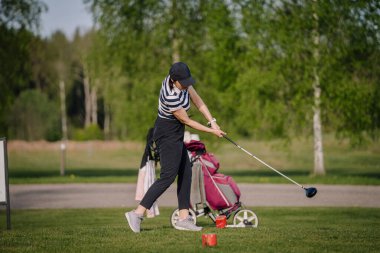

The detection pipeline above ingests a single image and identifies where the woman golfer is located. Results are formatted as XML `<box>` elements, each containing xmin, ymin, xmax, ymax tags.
<box><xmin>125</xmin><ymin>62</ymin><xmax>225</xmax><ymax>232</ymax></box>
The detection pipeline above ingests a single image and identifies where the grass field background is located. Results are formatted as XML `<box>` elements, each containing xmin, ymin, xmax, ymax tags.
<box><xmin>7</xmin><ymin>135</ymin><xmax>380</xmax><ymax>185</ymax></box>
<box><xmin>1</xmin><ymin>207</ymin><xmax>379</xmax><ymax>253</ymax></box>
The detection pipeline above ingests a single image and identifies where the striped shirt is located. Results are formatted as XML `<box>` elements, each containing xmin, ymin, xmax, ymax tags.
<box><xmin>158</xmin><ymin>75</ymin><xmax>190</xmax><ymax>120</ymax></box>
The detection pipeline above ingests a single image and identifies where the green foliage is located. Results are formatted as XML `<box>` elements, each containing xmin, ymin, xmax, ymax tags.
<box><xmin>0</xmin><ymin>25</ymin><xmax>33</xmax><ymax>136</ymax></box>
<box><xmin>0</xmin><ymin>0</ymin><xmax>47</xmax><ymax>30</ymax></box>
<box><xmin>7</xmin><ymin>89</ymin><xmax>60</xmax><ymax>140</ymax></box>
<box><xmin>312</xmin><ymin>0</ymin><xmax>380</xmax><ymax>144</ymax></box>
<box><xmin>0</xmin><ymin>0</ymin><xmax>47</xmax><ymax>137</ymax></box>
<box><xmin>72</xmin><ymin>124</ymin><xmax>104</xmax><ymax>141</ymax></box>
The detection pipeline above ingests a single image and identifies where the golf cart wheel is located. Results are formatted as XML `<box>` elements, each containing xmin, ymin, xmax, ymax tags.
<box><xmin>233</xmin><ymin>209</ymin><xmax>258</xmax><ymax>228</ymax></box>
<box><xmin>170</xmin><ymin>208</ymin><xmax>197</xmax><ymax>228</ymax></box>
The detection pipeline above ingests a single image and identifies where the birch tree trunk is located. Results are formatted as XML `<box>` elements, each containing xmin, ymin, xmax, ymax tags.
<box><xmin>172</xmin><ymin>37</ymin><xmax>180</xmax><ymax>63</ymax></box>
<box><xmin>59</xmin><ymin>80</ymin><xmax>68</xmax><ymax>140</ymax></box>
<box><xmin>83</xmin><ymin>76</ymin><xmax>91</xmax><ymax>127</ymax></box>
<box><xmin>171</xmin><ymin>0</ymin><xmax>180</xmax><ymax>63</ymax></box>
<box><xmin>90</xmin><ymin>85</ymin><xmax>97</xmax><ymax>125</ymax></box>
<box><xmin>59</xmin><ymin>80</ymin><xmax>67</xmax><ymax>176</ymax></box>
<box><xmin>312</xmin><ymin>0</ymin><xmax>325</xmax><ymax>175</ymax></box>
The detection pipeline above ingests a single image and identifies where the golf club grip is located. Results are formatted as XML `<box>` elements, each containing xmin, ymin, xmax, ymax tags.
<box><xmin>223</xmin><ymin>135</ymin><xmax>239</xmax><ymax>147</ymax></box>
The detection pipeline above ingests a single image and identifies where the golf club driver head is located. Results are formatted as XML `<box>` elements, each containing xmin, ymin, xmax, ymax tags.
<box><xmin>305</xmin><ymin>187</ymin><xmax>317</xmax><ymax>198</ymax></box>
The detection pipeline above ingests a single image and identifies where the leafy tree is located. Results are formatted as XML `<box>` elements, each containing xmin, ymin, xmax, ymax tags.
<box><xmin>0</xmin><ymin>0</ymin><xmax>46</xmax><ymax>30</ymax></box>
<box><xmin>232</xmin><ymin>0</ymin><xmax>380</xmax><ymax>175</ymax></box>
<box><xmin>0</xmin><ymin>26</ymin><xmax>33</xmax><ymax>136</ymax></box>
<box><xmin>0</xmin><ymin>0</ymin><xmax>46</xmax><ymax>136</ymax></box>
<box><xmin>7</xmin><ymin>89</ymin><xmax>59</xmax><ymax>140</ymax></box>
<box><xmin>318</xmin><ymin>0</ymin><xmax>380</xmax><ymax>144</ymax></box>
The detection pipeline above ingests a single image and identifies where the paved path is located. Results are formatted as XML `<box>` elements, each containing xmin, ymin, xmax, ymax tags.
<box><xmin>9</xmin><ymin>183</ymin><xmax>380</xmax><ymax>209</ymax></box>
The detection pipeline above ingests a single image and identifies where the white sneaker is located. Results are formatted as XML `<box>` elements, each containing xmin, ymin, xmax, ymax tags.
<box><xmin>125</xmin><ymin>211</ymin><xmax>143</xmax><ymax>233</ymax></box>
<box><xmin>174</xmin><ymin>216</ymin><xmax>202</xmax><ymax>231</ymax></box>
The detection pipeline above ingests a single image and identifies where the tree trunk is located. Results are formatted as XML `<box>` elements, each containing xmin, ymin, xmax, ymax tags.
<box><xmin>59</xmin><ymin>80</ymin><xmax>67</xmax><ymax>176</ymax></box>
<box><xmin>59</xmin><ymin>80</ymin><xmax>68</xmax><ymax>140</ymax></box>
<box><xmin>83</xmin><ymin>76</ymin><xmax>91</xmax><ymax>127</ymax></box>
<box><xmin>313</xmin><ymin>71</ymin><xmax>325</xmax><ymax>175</ymax></box>
<box><xmin>172</xmin><ymin>37</ymin><xmax>180</xmax><ymax>63</ymax></box>
<box><xmin>312</xmin><ymin>0</ymin><xmax>325</xmax><ymax>175</ymax></box>
<box><xmin>90</xmin><ymin>85</ymin><xmax>97</xmax><ymax>125</ymax></box>
<box><xmin>171</xmin><ymin>0</ymin><xmax>180</xmax><ymax>63</ymax></box>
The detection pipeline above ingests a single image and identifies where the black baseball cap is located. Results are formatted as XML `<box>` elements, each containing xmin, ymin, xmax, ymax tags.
<box><xmin>169</xmin><ymin>62</ymin><xmax>195</xmax><ymax>87</ymax></box>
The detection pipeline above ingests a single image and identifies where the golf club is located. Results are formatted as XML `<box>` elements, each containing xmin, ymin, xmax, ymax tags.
<box><xmin>223</xmin><ymin>135</ymin><xmax>317</xmax><ymax>198</ymax></box>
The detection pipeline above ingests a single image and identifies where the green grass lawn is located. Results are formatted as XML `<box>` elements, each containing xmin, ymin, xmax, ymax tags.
<box><xmin>7</xmin><ymin>137</ymin><xmax>380</xmax><ymax>185</ymax></box>
<box><xmin>1</xmin><ymin>207</ymin><xmax>379</xmax><ymax>253</ymax></box>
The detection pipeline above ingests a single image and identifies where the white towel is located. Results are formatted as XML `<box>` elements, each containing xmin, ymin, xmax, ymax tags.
<box><xmin>135</xmin><ymin>158</ymin><xmax>160</xmax><ymax>217</ymax></box>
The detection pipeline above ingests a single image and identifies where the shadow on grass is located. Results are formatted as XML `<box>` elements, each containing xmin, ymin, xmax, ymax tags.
<box><xmin>9</xmin><ymin>168</ymin><xmax>317</xmax><ymax>179</ymax></box>
<box><xmin>225</xmin><ymin>170</ymin><xmax>310</xmax><ymax>178</ymax></box>
<box><xmin>224</xmin><ymin>168</ymin><xmax>380</xmax><ymax>179</ymax></box>
<box><xmin>9</xmin><ymin>168</ymin><xmax>138</xmax><ymax>178</ymax></box>
<box><xmin>327</xmin><ymin>168</ymin><xmax>380</xmax><ymax>179</ymax></box>
<box><xmin>9</xmin><ymin>167</ymin><xmax>380</xmax><ymax>182</ymax></box>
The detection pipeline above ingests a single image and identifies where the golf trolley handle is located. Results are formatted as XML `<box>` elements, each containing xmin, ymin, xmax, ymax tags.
<box><xmin>222</xmin><ymin>135</ymin><xmax>304</xmax><ymax>189</ymax></box>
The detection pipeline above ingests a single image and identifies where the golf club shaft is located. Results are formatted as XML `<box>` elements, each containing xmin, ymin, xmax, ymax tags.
<box><xmin>223</xmin><ymin>135</ymin><xmax>305</xmax><ymax>189</ymax></box>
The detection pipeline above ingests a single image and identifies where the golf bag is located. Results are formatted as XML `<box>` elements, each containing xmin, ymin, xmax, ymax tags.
<box><xmin>186</xmin><ymin>140</ymin><xmax>241</xmax><ymax>210</ymax></box>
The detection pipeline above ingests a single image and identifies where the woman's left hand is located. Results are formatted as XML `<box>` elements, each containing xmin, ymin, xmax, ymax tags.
<box><xmin>210</xmin><ymin>121</ymin><xmax>221</xmax><ymax>130</ymax></box>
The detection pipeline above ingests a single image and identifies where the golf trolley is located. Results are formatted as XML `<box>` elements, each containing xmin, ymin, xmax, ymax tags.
<box><xmin>170</xmin><ymin>140</ymin><xmax>258</xmax><ymax>228</ymax></box>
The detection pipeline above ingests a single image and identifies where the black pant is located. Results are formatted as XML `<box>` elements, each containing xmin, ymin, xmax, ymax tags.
<box><xmin>140</xmin><ymin>117</ymin><xmax>192</xmax><ymax>210</ymax></box>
